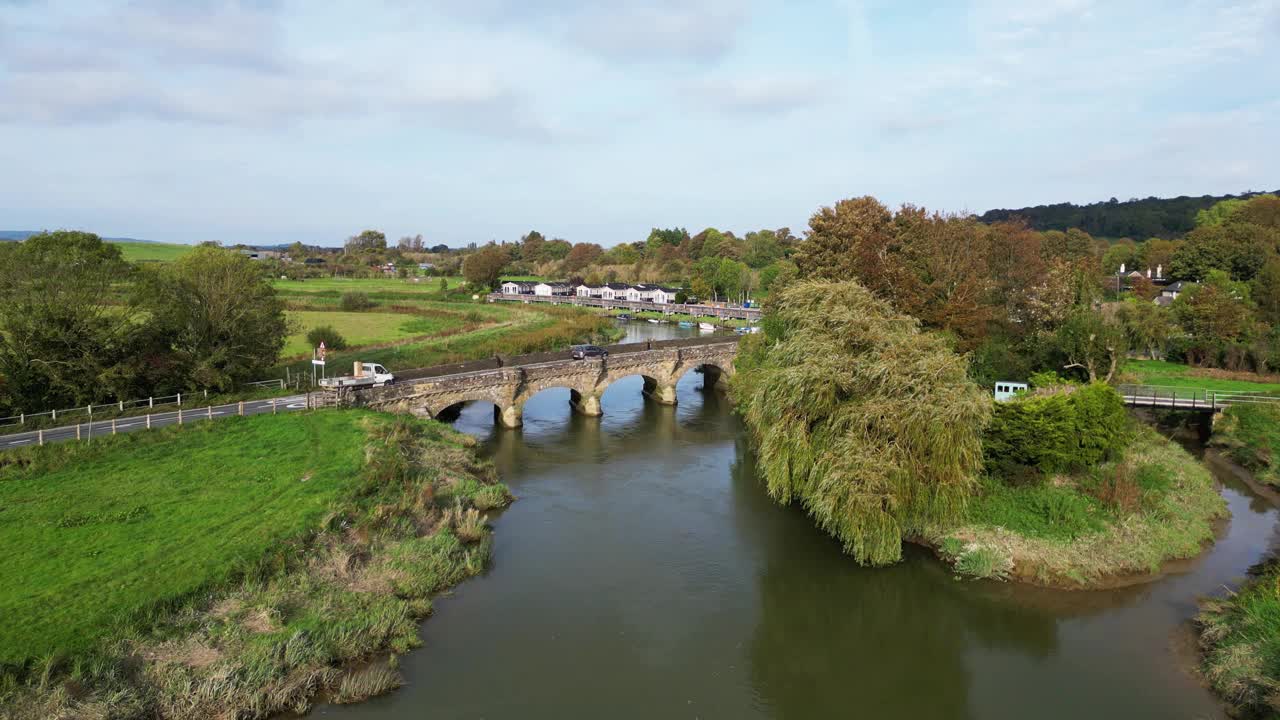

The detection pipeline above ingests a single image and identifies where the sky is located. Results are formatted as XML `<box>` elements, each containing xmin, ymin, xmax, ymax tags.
<box><xmin>1</xmin><ymin>0</ymin><xmax>1277</xmax><ymax>247</ymax></box>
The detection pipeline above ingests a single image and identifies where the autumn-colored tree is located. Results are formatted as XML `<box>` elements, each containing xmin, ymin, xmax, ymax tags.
<box><xmin>795</xmin><ymin>196</ymin><xmax>902</xmax><ymax>299</ymax></box>
<box><xmin>1139</xmin><ymin>238</ymin><xmax>1182</xmax><ymax>276</ymax></box>
<box><xmin>1232</xmin><ymin>194</ymin><xmax>1280</xmax><ymax>228</ymax></box>
<box><xmin>1040</xmin><ymin>228</ymin><xmax>1096</xmax><ymax>262</ymax></box>
<box><xmin>1115</xmin><ymin>299</ymin><xmax>1175</xmax><ymax>359</ymax></box>
<box><xmin>562</xmin><ymin>242</ymin><xmax>603</xmax><ymax>272</ymax></box>
<box><xmin>1056</xmin><ymin>310</ymin><xmax>1128</xmax><ymax>383</ymax></box>
<box><xmin>462</xmin><ymin>244</ymin><xmax>508</xmax><ymax>291</ymax></box>
<box><xmin>891</xmin><ymin>206</ymin><xmax>992</xmax><ymax>347</ymax></box>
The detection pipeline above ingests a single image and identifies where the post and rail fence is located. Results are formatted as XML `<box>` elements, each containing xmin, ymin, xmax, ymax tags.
<box><xmin>1118</xmin><ymin>384</ymin><xmax>1280</xmax><ymax>412</ymax></box>
<box><xmin>0</xmin><ymin>378</ymin><xmax>288</xmax><ymax>434</ymax></box>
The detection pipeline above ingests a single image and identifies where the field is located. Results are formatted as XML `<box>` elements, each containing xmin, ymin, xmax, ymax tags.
<box><xmin>0</xmin><ymin>411</ymin><xmax>512</xmax><ymax>718</ymax></box>
<box><xmin>0</xmin><ymin>411</ymin><xmax>371</xmax><ymax>664</ymax></box>
<box><xmin>283</xmin><ymin>310</ymin><xmax>462</xmax><ymax>357</ymax></box>
<box><xmin>1122</xmin><ymin>359</ymin><xmax>1280</xmax><ymax>394</ymax></box>
<box><xmin>271</xmin><ymin>276</ymin><xmax>620</xmax><ymax>370</ymax></box>
<box><xmin>110</xmin><ymin>240</ymin><xmax>195</xmax><ymax>263</ymax></box>
<box><xmin>272</xmin><ymin>277</ymin><xmax>467</xmax><ymax>297</ymax></box>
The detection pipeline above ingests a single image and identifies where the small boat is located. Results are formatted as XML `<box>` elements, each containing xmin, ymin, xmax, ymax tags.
<box><xmin>734</xmin><ymin>326</ymin><xmax>750</xmax><ymax>334</ymax></box>
<box><xmin>698</xmin><ymin>322</ymin><xmax>716</xmax><ymax>331</ymax></box>
<box><xmin>678</xmin><ymin>321</ymin><xmax>695</xmax><ymax>328</ymax></box>
<box><xmin>616</xmin><ymin>314</ymin><xmax>632</xmax><ymax>321</ymax></box>
<box><xmin>647</xmin><ymin>318</ymin><xmax>661</xmax><ymax>324</ymax></box>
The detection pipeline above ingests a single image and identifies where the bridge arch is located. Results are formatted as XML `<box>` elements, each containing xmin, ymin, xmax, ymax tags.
<box><xmin>671</xmin><ymin>360</ymin><xmax>734</xmax><ymax>391</ymax></box>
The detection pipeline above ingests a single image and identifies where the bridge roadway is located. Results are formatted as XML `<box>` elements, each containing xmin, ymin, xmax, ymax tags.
<box><xmin>486</xmin><ymin>292</ymin><xmax>764</xmax><ymax>321</ymax></box>
<box><xmin>337</xmin><ymin>335</ymin><xmax>742</xmax><ymax>428</ymax></box>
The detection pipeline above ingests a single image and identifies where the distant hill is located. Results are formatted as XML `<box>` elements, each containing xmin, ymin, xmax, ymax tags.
<box><xmin>979</xmin><ymin>190</ymin><xmax>1279</xmax><ymax>239</ymax></box>
<box><xmin>0</xmin><ymin>230</ymin><xmax>163</xmax><ymax>244</ymax></box>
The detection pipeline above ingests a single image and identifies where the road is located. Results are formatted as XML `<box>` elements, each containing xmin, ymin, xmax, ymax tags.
<box><xmin>0</xmin><ymin>395</ymin><xmax>311</xmax><ymax>449</ymax></box>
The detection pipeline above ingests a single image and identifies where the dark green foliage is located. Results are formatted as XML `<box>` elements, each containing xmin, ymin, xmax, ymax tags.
<box><xmin>305</xmin><ymin>325</ymin><xmax>349</xmax><ymax>351</ymax></box>
<box><xmin>979</xmin><ymin>191</ymin><xmax>1279</xmax><ymax>239</ymax></box>
<box><xmin>1198</xmin><ymin>558</ymin><xmax>1280</xmax><ymax>718</ymax></box>
<box><xmin>339</xmin><ymin>291</ymin><xmax>375</xmax><ymax>311</ymax></box>
<box><xmin>984</xmin><ymin>383</ymin><xmax>1130</xmax><ymax>477</ymax></box>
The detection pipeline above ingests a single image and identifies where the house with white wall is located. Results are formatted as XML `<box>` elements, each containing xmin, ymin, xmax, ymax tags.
<box><xmin>534</xmin><ymin>282</ymin><xmax>573</xmax><ymax>297</ymax></box>
<box><xmin>501</xmin><ymin>281</ymin><xmax>533</xmax><ymax>295</ymax></box>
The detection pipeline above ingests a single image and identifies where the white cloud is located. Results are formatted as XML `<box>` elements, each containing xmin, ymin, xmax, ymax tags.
<box><xmin>686</xmin><ymin>73</ymin><xmax>830</xmax><ymax>115</ymax></box>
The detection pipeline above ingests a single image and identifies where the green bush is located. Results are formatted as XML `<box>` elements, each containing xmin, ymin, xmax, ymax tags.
<box><xmin>339</xmin><ymin>291</ymin><xmax>375</xmax><ymax>311</ymax></box>
<box><xmin>984</xmin><ymin>382</ymin><xmax>1130</xmax><ymax>478</ymax></box>
<box><xmin>966</xmin><ymin>476</ymin><xmax>1109</xmax><ymax>541</ymax></box>
<box><xmin>305</xmin><ymin>325</ymin><xmax>349</xmax><ymax>351</ymax></box>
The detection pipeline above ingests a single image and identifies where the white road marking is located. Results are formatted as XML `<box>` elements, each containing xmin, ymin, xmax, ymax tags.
<box><xmin>7</xmin><ymin>439</ymin><xmax>32</xmax><ymax>445</ymax></box>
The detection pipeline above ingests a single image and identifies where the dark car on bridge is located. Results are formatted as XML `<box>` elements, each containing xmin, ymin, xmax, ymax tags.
<box><xmin>571</xmin><ymin>344</ymin><xmax>608</xmax><ymax>360</ymax></box>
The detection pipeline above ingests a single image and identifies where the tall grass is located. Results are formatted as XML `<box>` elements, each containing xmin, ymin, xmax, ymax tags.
<box><xmin>1</xmin><ymin>411</ymin><xmax>511</xmax><ymax>718</ymax></box>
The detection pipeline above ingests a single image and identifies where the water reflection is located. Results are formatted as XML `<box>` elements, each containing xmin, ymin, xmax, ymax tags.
<box><xmin>319</xmin><ymin>324</ymin><xmax>1278</xmax><ymax>720</ymax></box>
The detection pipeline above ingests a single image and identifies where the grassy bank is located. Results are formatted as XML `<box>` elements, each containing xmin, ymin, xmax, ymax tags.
<box><xmin>1211</xmin><ymin>403</ymin><xmax>1280</xmax><ymax>488</ymax></box>
<box><xmin>930</xmin><ymin>424</ymin><xmax>1226</xmax><ymax>587</ymax></box>
<box><xmin>112</xmin><ymin>240</ymin><xmax>194</xmax><ymax>264</ymax></box>
<box><xmin>1198</xmin><ymin>560</ymin><xmax>1280</xmax><ymax>718</ymax></box>
<box><xmin>1123</xmin><ymin>359</ymin><xmax>1280</xmax><ymax>394</ymax></box>
<box><xmin>0</xmin><ymin>410</ymin><xmax>510</xmax><ymax>719</ymax></box>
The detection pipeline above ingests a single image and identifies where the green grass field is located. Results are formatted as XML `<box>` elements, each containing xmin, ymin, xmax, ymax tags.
<box><xmin>283</xmin><ymin>310</ymin><xmax>467</xmax><ymax>357</ymax></box>
<box><xmin>1122</xmin><ymin>359</ymin><xmax>1280</xmax><ymax>394</ymax></box>
<box><xmin>273</xmin><ymin>277</ymin><xmax>467</xmax><ymax>296</ymax></box>
<box><xmin>110</xmin><ymin>240</ymin><xmax>195</xmax><ymax>263</ymax></box>
<box><xmin>0</xmin><ymin>412</ymin><xmax>374</xmax><ymax>665</ymax></box>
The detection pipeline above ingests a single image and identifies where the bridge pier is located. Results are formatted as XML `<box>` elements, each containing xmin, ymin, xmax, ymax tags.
<box><xmin>495</xmin><ymin>404</ymin><xmax>523</xmax><ymax>429</ymax></box>
<box><xmin>642</xmin><ymin>377</ymin><xmax>678</xmax><ymax>406</ymax></box>
<box><xmin>570</xmin><ymin>390</ymin><xmax>602</xmax><ymax>417</ymax></box>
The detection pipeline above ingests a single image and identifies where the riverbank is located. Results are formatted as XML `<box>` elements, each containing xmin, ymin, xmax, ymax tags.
<box><xmin>1210</xmin><ymin>403</ymin><xmax>1280</xmax><ymax>489</ymax></box>
<box><xmin>1196</xmin><ymin>403</ymin><xmax>1280</xmax><ymax>718</ymax></box>
<box><xmin>929</xmin><ymin>424</ymin><xmax>1227</xmax><ymax>588</ymax></box>
<box><xmin>0</xmin><ymin>411</ymin><xmax>509</xmax><ymax>719</ymax></box>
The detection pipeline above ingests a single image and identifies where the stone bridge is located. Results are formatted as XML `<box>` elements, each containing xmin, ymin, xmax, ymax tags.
<box><xmin>335</xmin><ymin>337</ymin><xmax>740</xmax><ymax>428</ymax></box>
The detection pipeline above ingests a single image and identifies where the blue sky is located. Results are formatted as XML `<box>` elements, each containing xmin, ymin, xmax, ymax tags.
<box><xmin>1</xmin><ymin>0</ymin><xmax>1277</xmax><ymax>247</ymax></box>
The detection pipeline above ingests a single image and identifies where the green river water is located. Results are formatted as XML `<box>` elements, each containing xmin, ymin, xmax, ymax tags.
<box><xmin>318</xmin><ymin>323</ymin><xmax>1276</xmax><ymax>719</ymax></box>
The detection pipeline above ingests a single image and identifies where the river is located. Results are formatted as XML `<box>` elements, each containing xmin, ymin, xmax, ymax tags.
<box><xmin>318</xmin><ymin>322</ymin><xmax>1280</xmax><ymax>719</ymax></box>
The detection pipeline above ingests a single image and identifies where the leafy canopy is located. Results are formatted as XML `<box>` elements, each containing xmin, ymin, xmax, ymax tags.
<box><xmin>735</xmin><ymin>280</ymin><xmax>991</xmax><ymax>565</ymax></box>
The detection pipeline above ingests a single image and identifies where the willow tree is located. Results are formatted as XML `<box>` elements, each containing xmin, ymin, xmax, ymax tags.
<box><xmin>735</xmin><ymin>280</ymin><xmax>991</xmax><ymax>566</ymax></box>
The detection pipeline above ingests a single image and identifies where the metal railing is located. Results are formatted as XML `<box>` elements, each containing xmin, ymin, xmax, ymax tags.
<box><xmin>1118</xmin><ymin>383</ymin><xmax>1280</xmax><ymax>411</ymax></box>
<box><xmin>0</xmin><ymin>378</ymin><xmax>287</xmax><ymax>431</ymax></box>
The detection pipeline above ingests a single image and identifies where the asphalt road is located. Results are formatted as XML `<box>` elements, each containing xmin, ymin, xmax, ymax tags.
<box><xmin>0</xmin><ymin>394</ymin><xmax>311</xmax><ymax>449</ymax></box>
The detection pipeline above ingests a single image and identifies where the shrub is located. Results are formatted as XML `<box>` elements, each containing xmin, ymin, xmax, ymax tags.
<box><xmin>984</xmin><ymin>382</ymin><xmax>1130</xmax><ymax>479</ymax></box>
<box><xmin>305</xmin><ymin>325</ymin><xmax>348</xmax><ymax>351</ymax></box>
<box><xmin>954</xmin><ymin>545</ymin><xmax>1011</xmax><ymax>580</ymax></box>
<box><xmin>339</xmin><ymin>292</ymin><xmax>375</xmax><ymax>311</ymax></box>
<box><xmin>1088</xmin><ymin>463</ymin><xmax>1142</xmax><ymax>514</ymax></box>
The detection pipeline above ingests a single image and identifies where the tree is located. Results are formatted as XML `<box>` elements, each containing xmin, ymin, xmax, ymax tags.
<box><xmin>795</xmin><ymin>196</ymin><xmax>901</xmax><ymax>298</ymax></box>
<box><xmin>1172</xmin><ymin>271</ymin><xmax>1257</xmax><ymax>345</ymax></box>
<box><xmin>1253</xmin><ymin>257</ymin><xmax>1280</xmax><ymax>326</ymax></box>
<box><xmin>542</xmin><ymin>238</ymin><xmax>572</xmax><ymax>261</ymax></box>
<box><xmin>1171</xmin><ymin>224</ymin><xmax>1274</xmax><ymax>281</ymax></box>
<box><xmin>462</xmin><ymin>244</ymin><xmax>508</xmax><ymax>291</ymax></box>
<box><xmin>734</xmin><ymin>279</ymin><xmax>991</xmax><ymax>566</ymax></box>
<box><xmin>1232</xmin><ymin>194</ymin><xmax>1280</xmax><ymax>228</ymax></box>
<box><xmin>345</xmin><ymin>229</ymin><xmax>387</xmax><ymax>253</ymax></box>
<box><xmin>646</xmin><ymin>227</ymin><xmax>689</xmax><ymax>254</ymax></box>
<box><xmin>141</xmin><ymin>246</ymin><xmax>289</xmax><ymax>391</ymax></box>
<box><xmin>1101</xmin><ymin>242</ymin><xmax>1138</xmax><ymax>274</ymax></box>
<box><xmin>1139</xmin><ymin>238</ymin><xmax>1182</xmax><ymax>276</ymax></box>
<box><xmin>1196</xmin><ymin>198</ymin><xmax>1249</xmax><ymax>227</ymax></box>
<box><xmin>1040</xmin><ymin>228</ymin><xmax>1095</xmax><ymax>262</ymax></box>
<box><xmin>1115</xmin><ymin>299</ymin><xmax>1175</xmax><ymax>359</ymax></box>
<box><xmin>1055</xmin><ymin>310</ymin><xmax>1128</xmax><ymax>383</ymax></box>
<box><xmin>520</xmin><ymin>230</ymin><xmax>546</xmax><ymax>262</ymax></box>
<box><xmin>0</xmin><ymin>231</ymin><xmax>144</xmax><ymax>411</ymax></box>
<box><xmin>563</xmin><ymin>242</ymin><xmax>603</xmax><ymax>272</ymax></box>
<box><xmin>744</xmin><ymin>230</ymin><xmax>783</xmax><ymax>268</ymax></box>
<box><xmin>398</xmin><ymin>234</ymin><xmax>425</xmax><ymax>252</ymax></box>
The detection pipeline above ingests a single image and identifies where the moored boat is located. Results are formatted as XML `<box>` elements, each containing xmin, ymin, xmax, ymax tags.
<box><xmin>698</xmin><ymin>322</ymin><xmax>716</xmax><ymax>331</ymax></box>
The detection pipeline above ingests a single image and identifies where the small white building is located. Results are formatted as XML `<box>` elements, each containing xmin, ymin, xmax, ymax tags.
<box><xmin>600</xmin><ymin>283</ymin><xmax>629</xmax><ymax>301</ymax></box>
<box><xmin>651</xmin><ymin>287</ymin><xmax>681</xmax><ymax>304</ymax></box>
<box><xmin>994</xmin><ymin>382</ymin><xmax>1028</xmax><ymax>402</ymax></box>
<box><xmin>626</xmin><ymin>284</ymin><xmax>658</xmax><ymax>302</ymax></box>
<box><xmin>576</xmin><ymin>284</ymin><xmax>605</xmax><ymax>298</ymax></box>
<box><xmin>534</xmin><ymin>282</ymin><xmax>572</xmax><ymax>297</ymax></box>
<box><xmin>501</xmin><ymin>281</ymin><xmax>533</xmax><ymax>295</ymax></box>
